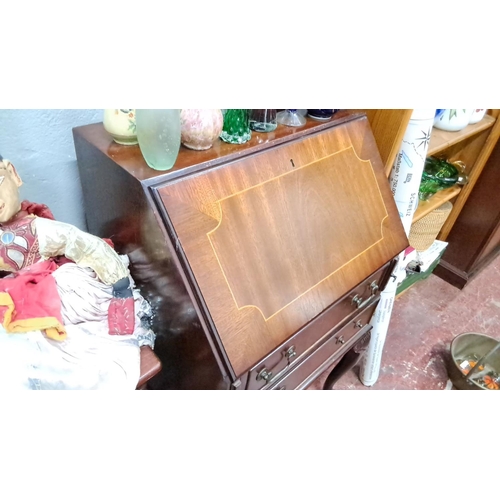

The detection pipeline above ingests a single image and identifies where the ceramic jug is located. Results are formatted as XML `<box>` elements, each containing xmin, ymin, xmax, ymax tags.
<box><xmin>433</xmin><ymin>109</ymin><xmax>474</xmax><ymax>132</ymax></box>
<box><xmin>469</xmin><ymin>109</ymin><xmax>487</xmax><ymax>124</ymax></box>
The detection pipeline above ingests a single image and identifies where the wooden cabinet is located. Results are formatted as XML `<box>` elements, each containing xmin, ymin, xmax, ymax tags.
<box><xmin>73</xmin><ymin>111</ymin><xmax>408</xmax><ymax>389</ymax></box>
<box><xmin>433</xmin><ymin>136</ymin><xmax>500</xmax><ymax>288</ymax></box>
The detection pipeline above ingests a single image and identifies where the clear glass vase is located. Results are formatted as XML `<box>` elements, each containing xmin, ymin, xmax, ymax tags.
<box><xmin>249</xmin><ymin>109</ymin><xmax>277</xmax><ymax>132</ymax></box>
<box><xmin>220</xmin><ymin>109</ymin><xmax>251</xmax><ymax>144</ymax></box>
<box><xmin>136</xmin><ymin>109</ymin><xmax>181</xmax><ymax>171</ymax></box>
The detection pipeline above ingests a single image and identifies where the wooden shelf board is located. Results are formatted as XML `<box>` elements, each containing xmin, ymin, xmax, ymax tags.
<box><xmin>428</xmin><ymin>115</ymin><xmax>495</xmax><ymax>157</ymax></box>
<box><xmin>412</xmin><ymin>186</ymin><xmax>462</xmax><ymax>223</ymax></box>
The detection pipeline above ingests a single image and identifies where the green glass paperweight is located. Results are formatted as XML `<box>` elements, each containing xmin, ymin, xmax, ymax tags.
<box><xmin>418</xmin><ymin>157</ymin><xmax>469</xmax><ymax>201</ymax></box>
<box><xmin>220</xmin><ymin>109</ymin><xmax>251</xmax><ymax>144</ymax></box>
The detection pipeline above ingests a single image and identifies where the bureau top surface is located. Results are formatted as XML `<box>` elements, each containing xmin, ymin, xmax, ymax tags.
<box><xmin>72</xmin><ymin>110</ymin><xmax>364</xmax><ymax>185</ymax></box>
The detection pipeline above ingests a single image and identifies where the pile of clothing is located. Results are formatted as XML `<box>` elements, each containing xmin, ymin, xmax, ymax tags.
<box><xmin>0</xmin><ymin>257</ymin><xmax>155</xmax><ymax>390</ymax></box>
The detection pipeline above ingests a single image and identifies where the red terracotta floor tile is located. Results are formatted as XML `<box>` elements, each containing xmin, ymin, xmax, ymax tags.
<box><xmin>308</xmin><ymin>251</ymin><xmax>500</xmax><ymax>390</ymax></box>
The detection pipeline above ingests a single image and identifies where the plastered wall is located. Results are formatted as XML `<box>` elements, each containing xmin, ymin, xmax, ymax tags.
<box><xmin>0</xmin><ymin>109</ymin><xmax>103</xmax><ymax>230</ymax></box>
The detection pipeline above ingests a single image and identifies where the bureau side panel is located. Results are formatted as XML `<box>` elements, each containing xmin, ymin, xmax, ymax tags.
<box><xmin>73</xmin><ymin>130</ymin><xmax>230</xmax><ymax>389</ymax></box>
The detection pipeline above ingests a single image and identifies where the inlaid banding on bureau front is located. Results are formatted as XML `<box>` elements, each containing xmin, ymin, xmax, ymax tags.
<box><xmin>208</xmin><ymin>146</ymin><xmax>388</xmax><ymax>319</ymax></box>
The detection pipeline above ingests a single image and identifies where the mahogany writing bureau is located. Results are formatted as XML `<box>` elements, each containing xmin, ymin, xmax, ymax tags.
<box><xmin>73</xmin><ymin>111</ymin><xmax>408</xmax><ymax>390</ymax></box>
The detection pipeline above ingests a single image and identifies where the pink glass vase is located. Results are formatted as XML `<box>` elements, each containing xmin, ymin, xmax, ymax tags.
<box><xmin>180</xmin><ymin>109</ymin><xmax>223</xmax><ymax>150</ymax></box>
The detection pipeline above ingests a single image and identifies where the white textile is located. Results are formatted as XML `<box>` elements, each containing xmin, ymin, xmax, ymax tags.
<box><xmin>0</xmin><ymin>262</ymin><xmax>155</xmax><ymax>390</ymax></box>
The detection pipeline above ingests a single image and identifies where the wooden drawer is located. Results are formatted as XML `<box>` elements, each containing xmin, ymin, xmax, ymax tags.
<box><xmin>245</xmin><ymin>262</ymin><xmax>393</xmax><ymax>389</ymax></box>
<box><xmin>264</xmin><ymin>302</ymin><xmax>378</xmax><ymax>390</ymax></box>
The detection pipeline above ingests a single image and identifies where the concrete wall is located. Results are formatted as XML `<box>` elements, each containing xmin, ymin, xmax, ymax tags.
<box><xmin>0</xmin><ymin>109</ymin><xmax>103</xmax><ymax>230</ymax></box>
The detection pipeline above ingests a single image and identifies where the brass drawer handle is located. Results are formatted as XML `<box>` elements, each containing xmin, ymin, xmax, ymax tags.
<box><xmin>351</xmin><ymin>294</ymin><xmax>370</xmax><ymax>309</ymax></box>
<box><xmin>285</xmin><ymin>346</ymin><xmax>297</xmax><ymax>360</ymax></box>
<box><xmin>257</xmin><ymin>368</ymin><xmax>273</xmax><ymax>382</ymax></box>
<box><xmin>352</xmin><ymin>281</ymin><xmax>379</xmax><ymax>309</ymax></box>
<box><xmin>336</xmin><ymin>335</ymin><xmax>345</xmax><ymax>345</ymax></box>
<box><xmin>256</xmin><ymin>345</ymin><xmax>297</xmax><ymax>385</ymax></box>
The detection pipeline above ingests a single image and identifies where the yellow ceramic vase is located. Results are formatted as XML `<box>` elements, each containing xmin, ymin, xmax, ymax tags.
<box><xmin>103</xmin><ymin>109</ymin><xmax>138</xmax><ymax>145</ymax></box>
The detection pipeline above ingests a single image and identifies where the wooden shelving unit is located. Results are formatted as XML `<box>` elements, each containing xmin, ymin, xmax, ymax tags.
<box><xmin>427</xmin><ymin>115</ymin><xmax>495</xmax><ymax>157</ymax></box>
<box><xmin>438</xmin><ymin>114</ymin><xmax>500</xmax><ymax>240</ymax></box>
<box><xmin>353</xmin><ymin>110</ymin><xmax>499</xmax><ymax>248</ymax></box>
<box><xmin>434</xmin><ymin>136</ymin><xmax>500</xmax><ymax>288</ymax></box>
<box><xmin>412</xmin><ymin>186</ymin><xmax>461</xmax><ymax>223</ymax></box>
<box><xmin>359</xmin><ymin>109</ymin><xmax>413</xmax><ymax>174</ymax></box>
<box><xmin>405</xmin><ymin>112</ymin><xmax>500</xmax><ymax>243</ymax></box>
<box><xmin>359</xmin><ymin>109</ymin><xmax>500</xmax><ymax>290</ymax></box>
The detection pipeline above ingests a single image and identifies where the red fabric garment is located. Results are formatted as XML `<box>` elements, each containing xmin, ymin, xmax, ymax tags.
<box><xmin>20</xmin><ymin>200</ymin><xmax>55</xmax><ymax>220</ymax></box>
<box><xmin>108</xmin><ymin>297</ymin><xmax>135</xmax><ymax>335</ymax></box>
<box><xmin>1</xmin><ymin>202</ymin><xmax>125</xmax><ymax>337</ymax></box>
<box><xmin>0</xmin><ymin>259</ymin><xmax>66</xmax><ymax>340</ymax></box>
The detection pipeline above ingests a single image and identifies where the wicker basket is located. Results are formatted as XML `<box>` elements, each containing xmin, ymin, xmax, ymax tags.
<box><xmin>409</xmin><ymin>201</ymin><xmax>453</xmax><ymax>251</ymax></box>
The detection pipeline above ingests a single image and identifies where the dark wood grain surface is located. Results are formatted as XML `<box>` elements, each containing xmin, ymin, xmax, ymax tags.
<box><xmin>157</xmin><ymin>117</ymin><xmax>408</xmax><ymax>376</ymax></box>
<box><xmin>137</xmin><ymin>346</ymin><xmax>162</xmax><ymax>389</ymax></box>
<box><xmin>73</xmin><ymin>112</ymin><xmax>408</xmax><ymax>388</ymax></box>
<box><xmin>435</xmin><ymin>138</ymin><xmax>500</xmax><ymax>287</ymax></box>
<box><xmin>246</xmin><ymin>263</ymin><xmax>392</xmax><ymax>389</ymax></box>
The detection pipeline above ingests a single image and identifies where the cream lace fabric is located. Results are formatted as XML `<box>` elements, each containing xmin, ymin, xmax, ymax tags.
<box><xmin>36</xmin><ymin>217</ymin><xmax>129</xmax><ymax>285</ymax></box>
